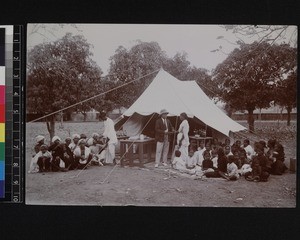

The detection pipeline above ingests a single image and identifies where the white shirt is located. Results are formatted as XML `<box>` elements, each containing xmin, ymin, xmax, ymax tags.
<box><xmin>227</xmin><ymin>162</ymin><xmax>239</xmax><ymax>178</ymax></box>
<box><xmin>69</xmin><ymin>142</ymin><xmax>78</xmax><ymax>152</ymax></box>
<box><xmin>102</xmin><ymin>117</ymin><xmax>118</xmax><ymax>144</ymax></box>
<box><xmin>244</xmin><ymin>145</ymin><xmax>254</xmax><ymax>160</ymax></box>
<box><xmin>172</xmin><ymin>156</ymin><xmax>186</xmax><ymax>171</ymax></box>
<box><xmin>74</xmin><ymin>146</ymin><xmax>91</xmax><ymax>158</ymax></box>
<box><xmin>177</xmin><ymin>119</ymin><xmax>189</xmax><ymax>146</ymax></box>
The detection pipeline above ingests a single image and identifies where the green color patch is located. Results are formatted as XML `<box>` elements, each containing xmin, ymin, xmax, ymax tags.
<box><xmin>0</xmin><ymin>142</ymin><xmax>4</xmax><ymax>160</ymax></box>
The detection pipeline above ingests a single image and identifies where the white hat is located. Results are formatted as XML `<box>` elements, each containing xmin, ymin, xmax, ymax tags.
<box><xmin>92</xmin><ymin>133</ymin><xmax>100</xmax><ymax>138</ymax></box>
<box><xmin>78</xmin><ymin>139</ymin><xmax>86</xmax><ymax>145</ymax></box>
<box><xmin>72</xmin><ymin>134</ymin><xmax>80</xmax><ymax>139</ymax></box>
<box><xmin>87</xmin><ymin>138</ymin><xmax>94</xmax><ymax>146</ymax></box>
<box><xmin>52</xmin><ymin>136</ymin><xmax>61</xmax><ymax>143</ymax></box>
<box><xmin>159</xmin><ymin>109</ymin><xmax>169</xmax><ymax>115</ymax></box>
<box><xmin>35</xmin><ymin>135</ymin><xmax>45</xmax><ymax>143</ymax></box>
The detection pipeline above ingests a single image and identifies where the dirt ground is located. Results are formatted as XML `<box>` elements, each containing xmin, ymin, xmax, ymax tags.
<box><xmin>25</xmin><ymin>121</ymin><xmax>297</xmax><ymax>207</ymax></box>
<box><xmin>26</xmin><ymin>161</ymin><xmax>296</xmax><ymax>207</ymax></box>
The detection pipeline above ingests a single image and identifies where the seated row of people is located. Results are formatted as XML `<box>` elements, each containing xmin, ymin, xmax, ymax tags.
<box><xmin>29</xmin><ymin>133</ymin><xmax>109</xmax><ymax>173</ymax></box>
<box><xmin>172</xmin><ymin>138</ymin><xmax>287</xmax><ymax>182</ymax></box>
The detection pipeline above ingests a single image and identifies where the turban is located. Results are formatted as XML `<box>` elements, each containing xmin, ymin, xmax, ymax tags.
<box><xmin>35</xmin><ymin>135</ymin><xmax>45</xmax><ymax>143</ymax></box>
<box><xmin>52</xmin><ymin>136</ymin><xmax>61</xmax><ymax>143</ymax></box>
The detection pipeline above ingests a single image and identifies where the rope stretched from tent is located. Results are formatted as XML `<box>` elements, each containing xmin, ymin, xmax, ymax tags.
<box><xmin>28</xmin><ymin>69</ymin><xmax>160</xmax><ymax>123</ymax></box>
<box><xmin>98</xmin><ymin>113</ymin><xmax>156</xmax><ymax>184</ymax></box>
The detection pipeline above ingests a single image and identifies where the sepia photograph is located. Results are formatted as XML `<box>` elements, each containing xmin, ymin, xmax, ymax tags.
<box><xmin>25</xmin><ymin>24</ymin><xmax>297</xmax><ymax>206</ymax></box>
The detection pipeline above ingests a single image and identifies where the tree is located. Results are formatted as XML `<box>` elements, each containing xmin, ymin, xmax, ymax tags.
<box><xmin>27</xmin><ymin>33</ymin><xmax>103</xmax><ymax>140</ymax></box>
<box><xmin>275</xmin><ymin>70</ymin><xmax>297</xmax><ymax>126</ymax></box>
<box><xmin>213</xmin><ymin>41</ymin><xmax>292</xmax><ymax>132</ymax></box>
<box><xmin>163</xmin><ymin>52</ymin><xmax>218</xmax><ymax>98</ymax></box>
<box><xmin>107</xmin><ymin>41</ymin><xmax>167</xmax><ymax>108</ymax></box>
<box><xmin>221</xmin><ymin>25</ymin><xmax>297</xmax><ymax>48</ymax></box>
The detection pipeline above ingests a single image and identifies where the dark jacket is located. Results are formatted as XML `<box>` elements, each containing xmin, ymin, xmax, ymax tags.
<box><xmin>155</xmin><ymin>117</ymin><xmax>174</xmax><ymax>142</ymax></box>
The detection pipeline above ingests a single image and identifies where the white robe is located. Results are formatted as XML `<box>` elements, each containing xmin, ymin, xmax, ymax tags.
<box><xmin>177</xmin><ymin>119</ymin><xmax>190</xmax><ymax>161</ymax></box>
<box><xmin>102</xmin><ymin>117</ymin><xmax>118</xmax><ymax>163</ymax></box>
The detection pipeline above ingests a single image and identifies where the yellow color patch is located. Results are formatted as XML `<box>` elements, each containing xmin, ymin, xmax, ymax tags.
<box><xmin>0</xmin><ymin>123</ymin><xmax>4</xmax><ymax>142</ymax></box>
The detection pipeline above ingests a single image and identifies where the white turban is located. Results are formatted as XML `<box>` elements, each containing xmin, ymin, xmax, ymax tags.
<box><xmin>52</xmin><ymin>136</ymin><xmax>61</xmax><ymax>143</ymax></box>
<box><xmin>92</xmin><ymin>133</ymin><xmax>100</xmax><ymax>138</ymax></box>
<box><xmin>72</xmin><ymin>134</ymin><xmax>80</xmax><ymax>139</ymax></box>
<box><xmin>35</xmin><ymin>135</ymin><xmax>45</xmax><ymax>143</ymax></box>
<box><xmin>78</xmin><ymin>139</ymin><xmax>86</xmax><ymax>145</ymax></box>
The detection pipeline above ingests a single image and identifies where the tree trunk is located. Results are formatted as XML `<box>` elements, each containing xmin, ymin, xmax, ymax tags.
<box><xmin>46</xmin><ymin>115</ymin><xmax>55</xmax><ymax>142</ymax></box>
<box><xmin>83</xmin><ymin>112</ymin><xmax>87</xmax><ymax>122</ymax></box>
<box><xmin>286</xmin><ymin>106</ymin><xmax>291</xmax><ymax>126</ymax></box>
<box><xmin>60</xmin><ymin>111</ymin><xmax>63</xmax><ymax>127</ymax></box>
<box><xmin>65</xmin><ymin>111</ymin><xmax>72</xmax><ymax>121</ymax></box>
<box><xmin>247</xmin><ymin>109</ymin><xmax>255</xmax><ymax>133</ymax></box>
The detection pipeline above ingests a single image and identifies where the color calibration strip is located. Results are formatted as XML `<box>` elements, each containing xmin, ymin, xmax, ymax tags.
<box><xmin>0</xmin><ymin>28</ymin><xmax>5</xmax><ymax>198</ymax></box>
<box><xmin>0</xmin><ymin>25</ymin><xmax>23</xmax><ymax>202</ymax></box>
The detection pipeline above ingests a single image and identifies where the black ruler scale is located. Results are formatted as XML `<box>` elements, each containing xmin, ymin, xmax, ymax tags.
<box><xmin>3</xmin><ymin>26</ymin><xmax>23</xmax><ymax>203</ymax></box>
<box><xmin>12</xmin><ymin>25</ymin><xmax>23</xmax><ymax>202</ymax></box>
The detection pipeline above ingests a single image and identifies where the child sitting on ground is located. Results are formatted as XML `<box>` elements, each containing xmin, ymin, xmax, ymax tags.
<box><xmin>219</xmin><ymin>155</ymin><xmax>239</xmax><ymax>181</ymax></box>
<box><xmin>172</xmin><ymin>150</ymin><xmax>203</xmax><ymax>176</ymax></box>
<box><xmin>202</xmin><ymin>150</ymin><xmax>215</xmax><ymax>174</ymax></box>
<box><xmin>29</xmin><ymin>144</ymin><xmax>52</xmax><ymax>173</ymax></box>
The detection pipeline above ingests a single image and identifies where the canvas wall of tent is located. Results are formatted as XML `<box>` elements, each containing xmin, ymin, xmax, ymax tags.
<box><xmin>115</xmin><ymin>69</ymin><xmax>247</xmax><ymax>143</ymax></box>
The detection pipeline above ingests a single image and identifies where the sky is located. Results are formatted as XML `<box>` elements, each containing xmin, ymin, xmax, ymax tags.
<box><xmin>27</xmin><ymin>24</ymin><xmax>297</xmax><ymax>75</ymax></box>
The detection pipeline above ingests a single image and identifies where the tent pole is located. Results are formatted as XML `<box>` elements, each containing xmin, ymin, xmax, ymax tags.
<box><xmin>171</xmin><ymin>115</ymin><xmax>179</xmax><ymax>160</ymax></box>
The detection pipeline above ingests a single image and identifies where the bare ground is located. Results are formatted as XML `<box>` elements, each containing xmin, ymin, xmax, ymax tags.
<box><xmin>25</xmin><ymin>121</ymin><xmax>297</xmax><ymax>207</ymax></box>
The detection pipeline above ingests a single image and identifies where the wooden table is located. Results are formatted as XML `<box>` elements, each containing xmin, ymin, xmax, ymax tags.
<box><xmin>117</xmin><ymin>136</ymin><xmax>129</xmax><ymax>140</ymax></box>
<box><xmin>119</xmin><ymin>138</ymin><xmax>155</xmax><ymax>167</ymax></box>
<box><xmin>189</xmin><ymin>136</ymin><xmax>213</xmax><ymax>149</ymax></box>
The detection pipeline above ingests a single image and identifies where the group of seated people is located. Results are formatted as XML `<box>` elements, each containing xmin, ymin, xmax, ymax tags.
<box><xmin>171</xmin><ymin>138</ymin><xmax>288</xmax><ymax>182</ymax></box>
<box><xmin>28</xmin><ymin>133</ymin><xmax>110</xmax><ymax>173</ymax></box>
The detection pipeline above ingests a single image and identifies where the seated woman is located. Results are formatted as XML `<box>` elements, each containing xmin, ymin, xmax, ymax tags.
<box><xmin>245</xmin><ymin>144</ymin><xmax>270</xmax><ymax>182</ymax></box>
<box><xmin>73</xmin><ymin>139</ymin><xmax>93</xmax><ymax>169</ymax></box>
<box><xmin>205</xmin><ymin>147</ymin><xmax>227</xmax><ymax>178</ymax></box>
<box><xmin>34</xmin><ymin>144</ymin><xmax>52</xmax><ymax>173</ymax></box>
<box><xmin>238</xmin><ymin>148</ymin><xmax>252</xmax><ymax>176</ymax></box>
<box><xmin>270</xmin><ymin>143</ymin><xmax>288</xmax><ymax>175</ymax></box>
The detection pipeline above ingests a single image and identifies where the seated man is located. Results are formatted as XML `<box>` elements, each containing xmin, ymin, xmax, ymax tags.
<box><xmin>89</xmin><ymin>138</ymin><xmax>106</xmax><ymax>166</ymax></box>
<box><xmin>61</xmin><ymin>137</ymin><xmax>74</xmax><ymax>170</ymax></box>
<box><xmin>48</xmin><ymin>136</ymin><xmax>65</xmax><ymax>171</ymax></box>
<box><xmin>73</xmin><ymin>139</ymin><xmax>93</xmax><ymax>169</ymax></box>
<box><xmin>34</xmin><ymin>144</ymin><xmax>52</xmax><ymax>173</ymax></box>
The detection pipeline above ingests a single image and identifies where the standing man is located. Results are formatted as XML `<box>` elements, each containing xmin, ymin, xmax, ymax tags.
<box><xmin>155</xmin><ymin>109</ymin><xmax>174</xmax><ymax>168</ymax></box>
<box><xmin>99</xmin><ymin>110</ymin><xmax>118</xmax><ymax>165</ymax></box>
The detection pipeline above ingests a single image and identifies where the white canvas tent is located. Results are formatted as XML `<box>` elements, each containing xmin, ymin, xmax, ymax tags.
<box><xmin>115</xmin><ymin>69</ymin><xmax>246</xmax><ymax>141</ymax></box>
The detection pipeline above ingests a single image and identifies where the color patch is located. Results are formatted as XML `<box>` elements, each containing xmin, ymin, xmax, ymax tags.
<box><xmin>0</xmin><ymin>142</ymin><xmax>4</xmax><ymax>160</ymax></box>
<box><xmin>0</xmin><ymin>162</ymin><xmax>3</xmax><ymax>179</ymax></box>
<box><xmin>0</xmin><ymin>66</ymin><xmax>4</xmax><ymax>85</ymax></box>
<box><xmin>0</xmin><ymin>85</ymin><xmax>4</xmax><ymax>104</ymax></box>
<box><xmin>0</xmin><ymin>104</ymin><xmax>4</xmax><ymax>122</ymax></box>
<box><xmin>0</xmin><ymin>123</ymin><xmax>4</xmax><ymax>142</ymax></box>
